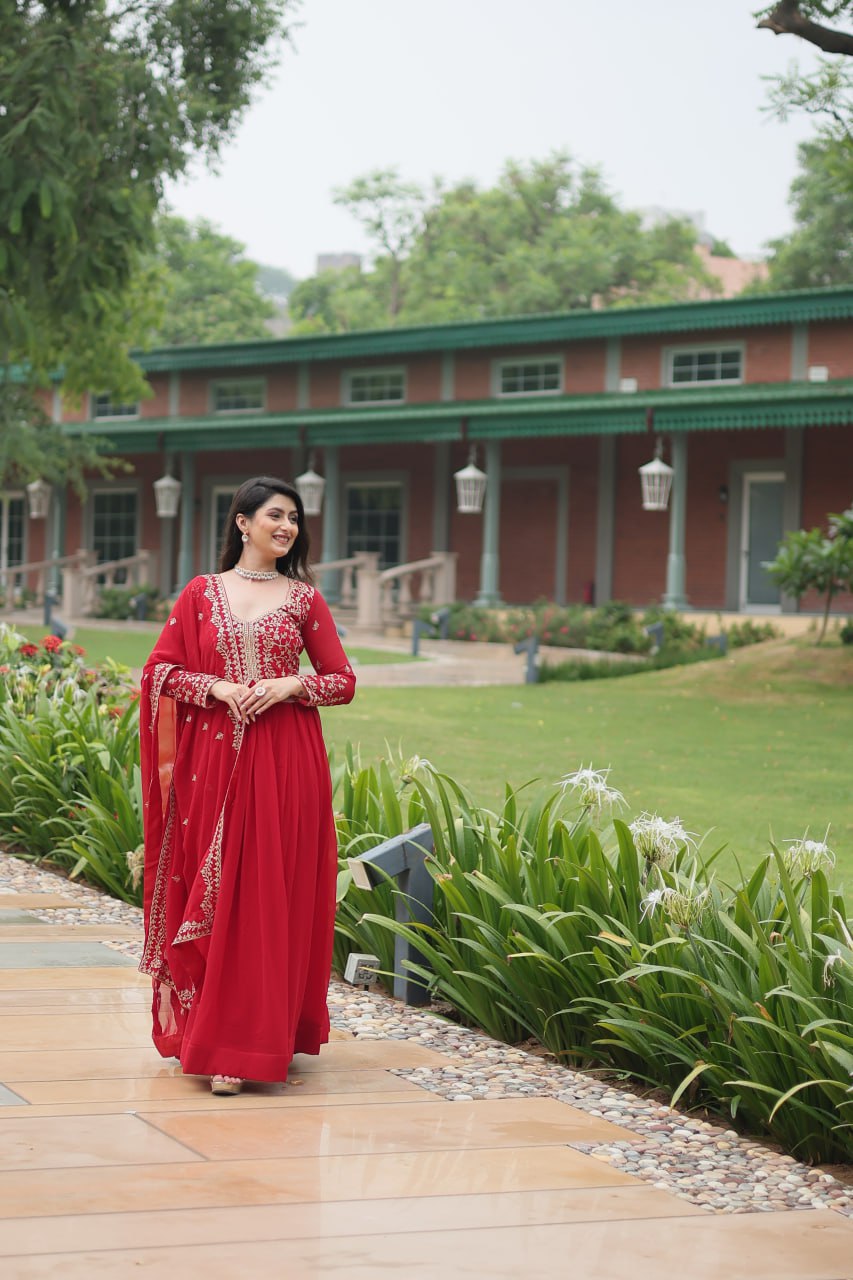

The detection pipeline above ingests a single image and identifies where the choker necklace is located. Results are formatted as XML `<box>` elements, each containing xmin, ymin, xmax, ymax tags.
<box><xmin>234</xmin><ymin>565</ymin><xmax>279</xmax><ymax>581</ymax></box>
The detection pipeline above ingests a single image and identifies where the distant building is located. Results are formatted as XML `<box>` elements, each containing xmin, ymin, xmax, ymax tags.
<box><xmin>694</xmin><ymin>244</ymin><xmax>769</xmax><ymax>300</ymax></box>
<box><xmin>639</xmin><ymin>206</ymin><xmax>769</xmax><ymax>299</ymax></box>
<box><xmin>19</xmin><ymin>286</ymin><xmax>852</xmax><ymax>621</ymax></box>
<box><xmin>316</xmin><ymin>253</ymin><xmax>362</xmax><ymax>274</ymax></box>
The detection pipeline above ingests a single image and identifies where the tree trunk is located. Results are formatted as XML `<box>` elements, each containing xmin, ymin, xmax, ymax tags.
<box><xmin>818</xmin><ymin>587</ymin><xmax>835</xmax><ymax>644</ymax></box>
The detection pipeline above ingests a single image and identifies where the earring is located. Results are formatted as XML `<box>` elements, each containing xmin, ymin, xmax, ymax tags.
<box><xmin>241</xmin><ymin>533</ymin><xmax>249</xmax><ymax>544</ymax></box>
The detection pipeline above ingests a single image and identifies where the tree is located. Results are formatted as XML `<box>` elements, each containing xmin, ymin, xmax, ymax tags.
<box><xmin>762</xmin><ymin>138</ymin><xmax>853</xmax><ymax>287</ymax></box>
<box><xmin>765</xmin><ymin>504</ymin><xmax>853</xmax><ymax>641</ymax></box>
<box><xmin>0</xmin><ymin>0</ymin><xmax>292</xmax><ymax>488</ymax></box>
<box><xmin>757</xmin><ymin>3</ymin><xmax>853</xmax><ymax>143</ymax></box>
<box><xmin>151</xmin><ymin>217</ymin><xmax>276</xmax><ymax>347</ymax></box>
<box><xmin>288</xmin><ymin>155</ymin><xmax>717</xmax><ymax>334</ymax></box>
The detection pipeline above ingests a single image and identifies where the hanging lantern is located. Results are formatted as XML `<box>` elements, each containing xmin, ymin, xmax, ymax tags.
<box><xmin>25</xmin><ymin>478</ymin><xmax>53</xmax><ymax>519</ymax></box>
<box><xmin>153</xmin><ymin>473</ymin><xmax>182</xmax><ymax>519</ymax></box>
<box><xmin>295</xmin><ymin>454</ymin><xmax>325</xmax><ymax>516</ymax></box>
<box><xmin>639</xmin><ymin>440</ymin><xmax>674</xmax><ymax>511</ymax></box>
<box><xmin>454</xmin><ymin>447</ymin><xmax>487</xmax><ymax>514</ymax></box>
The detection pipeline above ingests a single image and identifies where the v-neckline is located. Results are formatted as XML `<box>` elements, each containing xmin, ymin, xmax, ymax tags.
<box><xmin>217</xmin><ymin>574</ymin><xmax>293</xmax><ymax>625</ymax></box>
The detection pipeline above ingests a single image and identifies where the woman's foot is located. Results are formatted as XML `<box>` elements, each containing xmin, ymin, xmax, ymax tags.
<box><xmin>210</xmin><ymin>1074</ymin><xmax>242</xmax><ymax>1096</ymax></box>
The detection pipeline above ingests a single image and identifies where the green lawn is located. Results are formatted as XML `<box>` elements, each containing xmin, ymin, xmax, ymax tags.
<box><xmin>321</xmin><ymin>640</ymin><xmax>853</xmax><ymax>883</ymax></box>
<box><xmin>14</xmin><ymin>625</ymin><xmax>418</xmax><ymax>670</ymax></box>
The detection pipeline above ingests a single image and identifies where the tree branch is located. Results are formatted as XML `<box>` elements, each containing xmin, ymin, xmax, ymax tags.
<box><xmin>757</xmin><ymin>1</ymin><xmax>853</xmax><ymax>56</ymax></box>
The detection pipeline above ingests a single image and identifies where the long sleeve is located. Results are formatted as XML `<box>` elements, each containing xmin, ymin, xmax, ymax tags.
<box><xmin>298</xmin><ymin>590</ymin><xmax>356</xmax><ymax>707</ymax></box>
<box><xmin>161</xmin><ymin>668</ymin><xmax>220</xmax><ymax>707</ymax></box>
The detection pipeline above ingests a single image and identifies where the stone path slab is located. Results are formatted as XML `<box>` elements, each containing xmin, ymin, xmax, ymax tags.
<box><xmin>0</xmin><ymin>852</ymin><xmax>852</xmax><ymax>1279</ymax></box>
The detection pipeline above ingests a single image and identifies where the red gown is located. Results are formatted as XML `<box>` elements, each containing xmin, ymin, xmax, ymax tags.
<box><xmin>139</xmin><ymin>573</ymin><xmax>355</xmax><ymax>1082</ymax></box>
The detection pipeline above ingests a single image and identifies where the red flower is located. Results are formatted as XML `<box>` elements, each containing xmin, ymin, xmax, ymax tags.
<box><xmin>0</xmin><ymin>664</ymin><xmax>9</xmax><ymax>674</ymax></box>
<box><xmin>73</xmin><ymin>645</ymin><xmax>86</xmax><ymax>656</ymax></box>
<box><xmin>18</xmin><ymin>643</ymin><xmax>39</xmax><ymax>657</ymax></box>
<box><xmin>41</xmin><ymin>635</ymin><xmax>63</xmax><ymax>653</ymax></box>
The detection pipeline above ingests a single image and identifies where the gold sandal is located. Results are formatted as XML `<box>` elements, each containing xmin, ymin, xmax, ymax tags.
<box><xmin>210</xmin><ymin>1074</ymin><xmax>242</xmax><ymax>1096</ymax></box>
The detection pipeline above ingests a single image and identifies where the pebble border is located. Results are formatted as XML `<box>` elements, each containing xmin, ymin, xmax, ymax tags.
<box><xmin>1</xmin><ymin>850</ymin><xmax>850</xmax><ymax>1219</ymax></box>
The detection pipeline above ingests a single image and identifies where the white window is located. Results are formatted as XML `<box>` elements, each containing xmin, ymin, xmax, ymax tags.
<box><xmin>344</xmin><ymin>368</ymin><xmax>406</xmax><ymax>405</ymax></box>
<box><xmin>211</xmin><ymin>379</ymin><xmax>265</xmax><ymax>413</ymax></box>
<box><xmin>495</xmin><ymin>358</ymin><xmax>562</xmax><ymax>396</ymax></box>
<box><xmin>667</xmin><ymin>346</ymin><xmax>743</xmax><ymax>386</ymax></box>
<box><xmin>91</xmin><ymin>394</ymin><xmax>139</xmax><ymax>420</ymax></box>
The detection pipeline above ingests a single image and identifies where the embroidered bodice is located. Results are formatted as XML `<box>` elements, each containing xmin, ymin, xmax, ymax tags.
<box><xmin>157</xmin><ymin>574</ymin><xmax>355</xmax><ymax>711</ymax></box>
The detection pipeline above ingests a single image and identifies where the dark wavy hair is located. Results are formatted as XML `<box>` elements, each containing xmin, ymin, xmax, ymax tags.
<box><xmin>218</xmin><ymin>476</ymin><xmax>313</xmax><ymax>582</ymax></box>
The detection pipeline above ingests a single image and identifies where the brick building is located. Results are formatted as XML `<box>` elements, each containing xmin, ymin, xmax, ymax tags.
<box><xmin>13</xmin><ymin>286</ymin><xmax>853</xmax><ymax>616</ymax></box>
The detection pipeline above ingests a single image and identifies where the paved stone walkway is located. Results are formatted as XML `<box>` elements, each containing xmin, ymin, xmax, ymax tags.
<box><xmin>1</xmin><ymin>852</ymin><xmax>852</xmax><ymax>1278</ymax></box>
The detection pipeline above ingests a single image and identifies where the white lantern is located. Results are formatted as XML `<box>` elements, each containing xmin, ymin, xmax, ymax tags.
<box><xmin>294</xmin><ymin>462</ymin><xmax>325</xmax><ymax>516</ymax></box>
<box><xmin>639</xmin><ymin>447</ymin><xmax>674</xmax><ymax>512</ymax></box>
<box><xmin>153</xmin><ymin>473</ymin><xmax>182</xmax><ymax>519</ymax></box>
<box><xmin>25</xmin><ymin>478</ymin><xmax>53</xmax><ymax>519</ymax></box>
<box><xmin>454</xmin><ymin>448</ymin><xmax>487</xmax><ymax>514</ymax></box>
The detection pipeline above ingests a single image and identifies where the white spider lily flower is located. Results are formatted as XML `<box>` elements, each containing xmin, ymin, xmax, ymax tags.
<box><xmin>640</xmin><ymin>884</ymin><xmax>710</xmax><ymax>929</ymax></box>
<box><xmin>630</xmin><ymin>813</ymin><xmax>696</xmax><ymax>869</ymax></box>
<box><xmin>822</xmin><ymin>952</ymin><xmax>845</xmax><ymax>989</ymax></box>
<box><xmin>640</xmin><ymin>887</ymin><xmax>670</xmax><ymax>920</ymax></box>
<box><xmin>783</xmin><ymin>834</ymin><xmax>835</xmax><ymax>879</ymax></box>
<box><xmin>558</xmin><ymin>765</ymin><xmax>625</xmax><ymax>818</ymax></box>
<box><xmin>400</xmin><ymin>755</ymin><xmax>433</xmax><ymax>784</ymax></box>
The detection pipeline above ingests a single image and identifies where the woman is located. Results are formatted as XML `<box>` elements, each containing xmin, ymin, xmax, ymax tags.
<box><xmin>139</xmin><ymin>476</ymin><xmax>355</xmax><ymax>1095</ymax></box>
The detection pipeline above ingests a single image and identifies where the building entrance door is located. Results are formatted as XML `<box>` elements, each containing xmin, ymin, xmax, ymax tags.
<box><xmin>739</xmin><ymin>472</ymin><xmax>785</xmax><ymax>610</ymax></box>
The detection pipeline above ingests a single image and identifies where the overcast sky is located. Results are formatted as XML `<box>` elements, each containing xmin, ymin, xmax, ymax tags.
<box><xmin>166</xmin><ymin>0</ymin><xmax>827</xmax><ymax>279</ymax></box>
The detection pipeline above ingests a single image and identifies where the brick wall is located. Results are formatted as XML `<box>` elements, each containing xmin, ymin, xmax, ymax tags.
<box><xmin>801</xmin><ymin>424</ymin><xmax>853</xmax><ymax>614</ymax></box>
<box><xmin>806</xmin><ymin>322</ymin><xmax>853</xmax><ymax>380</ymax></box>
<box><xmin>140</xmin><ymin>375</ymin><xmax>169</xmax><ymax>419</ymax></box>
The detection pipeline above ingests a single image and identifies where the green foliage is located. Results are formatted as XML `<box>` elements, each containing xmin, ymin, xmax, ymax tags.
<box><xmin>757</xmin><ymin>3</ymin><xmax>853</xmax><ymax>145</ymax></box>
<box><xmin>762</xmin><ymin>140</ymin><xmax>853</xmax><ymax>289</ymax></box>
<box><xmin>0</xmin><ymin>383</ymin><xmax>130</xmax><ymax>496</ymax></box>
<box><xmin>150</xmin><ymin>216</ymin><xmax>276</xmax><ymax>346</ymax></box>
<box><xmin>0</xmin><ymin>624</ymin><xmax>141</xmax><ymax>900</ymax></box>
<box><xmin>722</xmin><ymin>618</ymin><xmax>782</xmax><ymax>648</ymax></box>
<box><xmin>0</xmin><ymin>0</ymin><xmax>292</xmax><ymax>476</ymax></box>
<box><xmin>840</xmin><ymin>618</ymin><xmax>853</xmax><ymax>643</ymax></box>
<box><xmin>336</xmin><ymin>754</ymin><xmax>853</xmax><ymax>1162</ymax></box>
<box><xmin>289</xmin><ymin>154</ymin><xmax>717</xmax><ymax>333</ymax></box>
<box><xmin>765</xmin><ymin>504</ymin><xmax>853</xmax><ymax>640</ymax></box>
<box><xmin>95</xmin><ymin>584</ymin><xmax>160</xmax><ymax>621</ymax></box>
<box><xmin>538</xmin><ymin>647</ymin><xmax>724</xmax><ymax>684</ymax></box>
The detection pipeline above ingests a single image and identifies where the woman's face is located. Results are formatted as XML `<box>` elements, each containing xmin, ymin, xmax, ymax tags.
<box><xmin>241</xmin><ymin>493</ymin><xmax>300</xmax><ymax>557</ymax></box>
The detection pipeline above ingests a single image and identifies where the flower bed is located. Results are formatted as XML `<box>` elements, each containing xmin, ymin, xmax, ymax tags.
<box><xmin>333</xmin><ymin>753</ymin><xmax>853</xmax><ymax>1166</ymax></box>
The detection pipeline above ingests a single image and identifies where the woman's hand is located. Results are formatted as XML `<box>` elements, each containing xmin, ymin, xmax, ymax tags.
<box><xmin>236</xmin><ymin>676</ymin><xmax>307</xmax><ymax>721</ymax></box>
<box><xmin>209</xmin><ymin>680</ymin><xmax>257</xmax><ymax>723</ymax></box>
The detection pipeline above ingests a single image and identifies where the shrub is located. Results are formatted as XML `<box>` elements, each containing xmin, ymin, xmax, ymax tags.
<box><xmin>840</xmin><ymin>619</ymin><xmax>853</xmax><ymax>646</ymax></box>
<box><xmin>723</xmin><ymin>618</ymin><xmax>781</xmax><ymax>648</ymax></box>
<box><xmin>333</xmin><ymin>755</ymin><xmax>853</xmax><ymax>1164</ymax></box>
<box><xmin>765</xmin><ymin>503</ymin><xmax>853</xmax><ymax>643</ymax></box>
<box><xmin>96</xmin><ymin>584</ymin><xmax>160</xmax><ymax>620</ymax></box>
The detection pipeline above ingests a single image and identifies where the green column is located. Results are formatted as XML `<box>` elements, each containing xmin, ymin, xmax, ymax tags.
<box><xmin>49</xmin><ymin>487</ymin><xmax>66</xmax><ymax>596</ymax></box>
<box><xmin>662</xmin><ymin>433</ymin><xmax>688</xmax><ymax>610</ymax></box>
<box><xmin>475</xmin><ymin>440</ymin><xmax>502</xmax><ymax>606</ymax></box>
<box><xmin>176</xmin><ymin>451</ymin><xmax>196</xmax><ymax>589</ymax></box>
<box><xmin>320</xmin><ymin>445</ymin><xmax>341</xmax><ymax>603</ymax></box>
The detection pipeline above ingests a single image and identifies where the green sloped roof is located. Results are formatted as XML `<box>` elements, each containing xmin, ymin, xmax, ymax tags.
<box><xmin>133</xmin><ymin>286</ymin><xmax>853</xmax><ymax>372</ymax></box>
<box><xmin>65</xmin><ymin>378</ymin><xmax>853</xmax><ymax>450</ymax></box>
